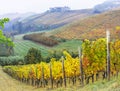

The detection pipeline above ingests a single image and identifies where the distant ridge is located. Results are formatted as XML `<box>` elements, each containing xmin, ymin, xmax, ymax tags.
<box><xmin>4</xmin><ymin>7</ymin><xmax>93</xmax><ymax>34</ymax></box>
<box><xmin>3</xmin><ymin>0</ymin><xmax>120</xmax><ymax>35</ymax></box>
<box><xmin>93</xmin><ymin>0</ymin><xmax>120</xmax><ymax>13</ymax></box>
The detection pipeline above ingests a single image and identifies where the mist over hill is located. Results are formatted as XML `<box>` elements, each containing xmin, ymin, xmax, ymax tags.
<box><xmin>93</xmin><ymin>0</ymin><xmax>120</xmax><ymax>13</ymax></box>
<box><xmin>3</xmin><ymin>7</ymin><xmax>93</xmax><ymax>35</ymax></box>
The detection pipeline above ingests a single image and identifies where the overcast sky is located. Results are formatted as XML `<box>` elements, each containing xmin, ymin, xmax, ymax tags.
<box><xmin>0</xmin><ymin>0</ymin><xmax>106</xmax><ymax>14</ymax></box>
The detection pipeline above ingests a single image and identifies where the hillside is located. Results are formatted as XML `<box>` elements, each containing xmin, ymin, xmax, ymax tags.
<box><xmin>48</xmin><ymin>9</ymin><xmax>120</xmax><ymax>40</ymax></box>
<box><xmin>11</xmin><ymin>8</ymin><xmax>93</xmax><ymax>34</ymax></box>
<box><xmin>3</xmin><ymin>7</ymin><xmax>93</xmax><ymax>34</ymax></box>
<box><xmin>22</xmin><ymin>9</ymin><xmax>92</xmax><ymax>26</ymax></box>
<box><xmin>3</xmin><ymin>0</ymin><xmax>120</xmax><ymax>35</ymax></box>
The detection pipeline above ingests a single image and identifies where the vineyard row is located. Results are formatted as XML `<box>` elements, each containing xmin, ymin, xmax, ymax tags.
<box><xmin>3</xmin><ymin>38</ymin><xmax>120</xmax><ymax>88</ymax></box>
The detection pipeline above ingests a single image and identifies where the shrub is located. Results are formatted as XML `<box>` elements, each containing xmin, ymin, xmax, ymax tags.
<box><xmin>0</xmin><ymin>56</ymin><xmax>24</xmax><ymax>66</ymax></box>
<box><xmin>24</xmin><ymin>47</ymin><xmax>42</xmax><ymax>64</ymax></box>
<box><xmin>23</xmin><ymin>33</ymin><xmax>59</xmax><ymax>47</ymax></box>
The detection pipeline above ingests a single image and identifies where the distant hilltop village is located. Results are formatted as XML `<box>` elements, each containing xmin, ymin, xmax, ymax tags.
<box><xmin>47</xmin><ymin>6</ymin><xmax>70</xmax><ymax>12</ymax></box>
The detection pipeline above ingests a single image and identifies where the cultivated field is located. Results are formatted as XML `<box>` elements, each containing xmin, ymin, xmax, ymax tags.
<box><xmin>14</xmin><ymin>34</ymin><xmax>82</xmax><ymax>58</ymax></box>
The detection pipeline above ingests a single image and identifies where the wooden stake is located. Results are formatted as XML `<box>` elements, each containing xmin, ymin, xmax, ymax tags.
<box><xmin>106</xmin><ymin>30</ymin><xmax>110</xmax><ymax>81</ymax></box>
<box><xmin>49</xmin><ymin>63</ymin><xmax>53</xmax><ymax>88</ymax></box>
<box><xmin>62</xmin><ymin>56</ymin><xmax>66</xmax><ymax>87</ymax></box>
<box><xmin>78</xmin><ymin>47</ymin><xmax>84</xmax><ymax>86</ymax></box>
<box><xmin>41</xmin><ymin>66</ymin><xmax>45</xmax><ymax>87</ymax></box>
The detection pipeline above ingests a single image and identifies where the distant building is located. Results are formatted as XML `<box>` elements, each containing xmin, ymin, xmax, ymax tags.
<box><xmin>48</xmin><ymin>6</ymin><xmax>70</xmax><ymax>12</ymax></box>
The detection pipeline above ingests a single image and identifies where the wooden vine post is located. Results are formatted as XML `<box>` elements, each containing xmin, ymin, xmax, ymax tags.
<box><xmin>41</xmin><ymin>66</ymin><xmax>45</xmax><ymax>87</ymax></box>
<box><xmin>78</xmin><ymin>47</ymin><xmax>84</xmax><ymax>86</ymax></box>
<box><xmin>49</xmin><ymin>63</ymin><xmax>53</xmax><ymax>88</ymax></box>
<box><xmin>106</xmin><ymin>30</ymin><xmax>110</xmax><ymax>81</ymax></box>
<box><xmin>62</xmin><ymin>56</ymin><xmax>66</xmax><ymax>87</ymax></box>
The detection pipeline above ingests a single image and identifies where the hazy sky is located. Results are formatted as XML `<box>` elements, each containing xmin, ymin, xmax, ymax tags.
<box><xmin>0</xmin><ymin>0</ymin><xmax>106</xmax><ymax>14</ymax></box>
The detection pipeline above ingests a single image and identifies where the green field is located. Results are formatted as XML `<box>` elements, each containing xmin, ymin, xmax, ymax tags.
<box><xmin>51</xmin><ymin>39</ymin><xmax>82</xmax><ymax>52</ymax></box>
<box><xmin>14</xmin><ymin>34</ymin><xmax>82</xmax><ymax>58</ymax></box>
<box><xmin>14</xmin><ymin>40</ymin><xmax>49</xmax><ymax>57</ymax></box>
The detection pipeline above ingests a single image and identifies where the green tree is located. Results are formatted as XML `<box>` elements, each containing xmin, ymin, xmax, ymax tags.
<box><xmin>24</xmin><ymin>47</ymin><xmax>42</xmax><ymax>64</ymax></box>
<box><xmin>0</xmin><ymin>18</ymin><xmax>14</xmax><ymax>56</ymax></box>
<box><xmin>0</xmin><ymin>18</ymin><xmax>9</xmax><ymax>28</ymax></box>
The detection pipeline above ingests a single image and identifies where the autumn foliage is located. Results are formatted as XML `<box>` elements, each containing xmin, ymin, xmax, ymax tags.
<box><xmin>3</xmin><ymin>38</ymin><xmax>120</xmax><ymax>87</ymax></box>
<box><xmin>23</xmin><ymin>33</ymin><xmax>59</xmax><ymax>47</ymax></box>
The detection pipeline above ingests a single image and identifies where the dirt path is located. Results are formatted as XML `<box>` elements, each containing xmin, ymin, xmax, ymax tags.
<box><xmin>0</xmin><ymin>66</ymin><xmax>47</xmax><ymax>91</ymax></box>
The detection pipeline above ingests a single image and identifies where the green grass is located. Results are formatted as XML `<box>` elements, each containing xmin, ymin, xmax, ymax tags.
<box><xmin>80</xmin><ymin>77</ymin><xmax>120</xmax><ymax>91</ymax></box>
<box><xmin>14</xmin><ymin>34</ymin><xmax>82</xmax><ymax>58</ymax></box>
<box><xmin>49</xmin><ymin>76</ymin><xmax>120</xmax><ymax>91</ymax></box>
<box><xmin>51</xmin><ymin>39</ymin><xmax>82</xmax><ymax>52</ymax></box>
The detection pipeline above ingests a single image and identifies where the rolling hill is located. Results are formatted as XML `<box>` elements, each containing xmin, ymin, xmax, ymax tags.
<box><xmin>1</xmin><ymin>7</ymin><xmax>93</xmax><ymax>35</ymax></box>
<box><xmin>8</xmin><ymin>8</ymin><xmax>92</xmax><ymax>34</ymax></box>
<box><xmin>20</xmin><ymin>0</ymin><xmax>120</xmax><ymax>42</ymax></box>
<box><xmin>3</xmin><ymin>0</ymin><xmax>120</xmax><ymax>36</ymax></box>
<box><xmin>47</xmin><ymin>8</ymin><xmax>120</xmax><ymax>40</ymax></box>
<box><xmin>22</xmin><ymin>8</ymin><xmax>120</xmax><ymax>46</ymax></box>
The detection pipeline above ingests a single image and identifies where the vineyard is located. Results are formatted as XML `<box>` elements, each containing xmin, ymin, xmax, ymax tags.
<box><xmin>1</xmin><ymin>2</ymin><xmax>120</xmax><ymax>90</ymax></box>
<box><xmin>51</xmin><ymin>9</ymin><xmax>120</xmax><ymax>40</ymax></box>
<box><xmin>14</xmin><ymin>40</ymin><xmax>49</xmax><ymax>57</ymax></box>
<box><xmin>4</xmin><ymin>38</ymin><xmax>120</xmax><ymax>88</ymax></box>
<box><xmin>14</xmin><ymin>36</ymin><xmax>82</xmax><ymax>58</ymax></box>
<box><xmin>23</xmin><ymin>33</ymin><xmax>59</xmax><ymax>47</ymax></box>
